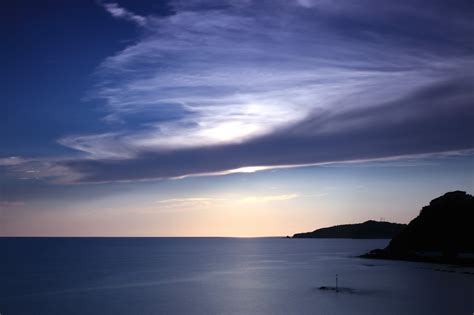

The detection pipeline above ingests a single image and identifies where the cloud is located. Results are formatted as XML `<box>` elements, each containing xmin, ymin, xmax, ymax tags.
<box><xmin>101</xmin><ymin>2</ymin><xmax>147</xmax><ymax>26</ymax></box>
<box><xmin>0</xmin><ymin>157</ymin><xmax>27</xmax><ymax>166</ymax></box>
<box><xmin>6</xmin><ymin>0</ymin><xmax>474</xmax><ymax>183</ymax></box>
<box><xmin>0</xmin><ymin>156</ymin><xmax>80</xmax><ymax>183</ymax></box>
<box><xmin>59</xmin><ymin>74</ymin><xmax>474</xmax><ymax>182</ymax></box>
<box><xmin>156</xmin><ymin>194</ymin><xmax>299</xmax><ymax>205</ymax></box>
<box><xmin>239</xmin><ymin>194</ymin><xmax>300</xmax><ymax>203</ymax></box>
<box><xmin>156</xmin><ymin>197</ymin><xmax>225</xmax><ymax>204</ymax></box>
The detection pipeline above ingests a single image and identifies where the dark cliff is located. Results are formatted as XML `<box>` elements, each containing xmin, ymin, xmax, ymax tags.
<box><xmin>363</xmin><ymin>191</ymin><xmax>474</xmax><ymax>264</ymax></box>
<box><xmin>387</xmin><ymin>191</ymin><xmax>474</xmax><ymax>257</ymax></box>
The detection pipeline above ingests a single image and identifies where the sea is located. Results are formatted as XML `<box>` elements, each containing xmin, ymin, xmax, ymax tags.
<box><xmin>1</xmin><ymin>237</ymin><xmax>473</xmax><ymax>315</ymax></box>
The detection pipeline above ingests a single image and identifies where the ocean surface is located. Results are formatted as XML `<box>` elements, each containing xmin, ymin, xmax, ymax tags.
<box><xmin>1</xmin><ymin>237</ymin><xmax>473</xmax><ymax>315</ymax></box>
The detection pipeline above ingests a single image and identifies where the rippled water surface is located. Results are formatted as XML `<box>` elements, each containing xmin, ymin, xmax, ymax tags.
<box><xmin>2</xmin><ymin>238</ymin><xmax>473</xmax><ymax>314</ymax></box>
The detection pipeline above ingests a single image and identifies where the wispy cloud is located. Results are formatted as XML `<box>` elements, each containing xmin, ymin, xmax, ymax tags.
<box><xmin>87</xmin><ymin>1</ymin><xmax>450</xmax><ymax>156</ymax></box>
<box><xmin>0</xmin><ymin>156</ymin><xmax>80</xmax><ymax>183</ymax></box>
<box><xmin>239</xmin><ymin>194</ymin><xmax>300</xmax><ymax>203</ymax></box>
<box><xmin>101</xmin><ymin>2</ymin><xmax>147</xmax><ymax>26</ymax></box>
<box><xmin>156</xmin><ymin>194</ymin><xmax>299</xmax><ymax>205</ymax></box>
<box><xmin>0</xmin><ymin>157</ymin><xmax>27</xmax><ymax>166</ymax></box>
<box><xmin>156</xmin><ymin>197</ymin><xmax>225</xmax><ymax>204</ymax></box>
<box><xmin>6</xmin><ymin>0</ymin><xmax>474</xmax><ymax>183</ymax></box>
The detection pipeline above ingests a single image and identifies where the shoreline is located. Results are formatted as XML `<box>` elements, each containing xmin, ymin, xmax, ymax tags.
<box><xmin>360</xmin><ymin>249</ymin><xmax>474</xmax><ymax>267</ymax></box>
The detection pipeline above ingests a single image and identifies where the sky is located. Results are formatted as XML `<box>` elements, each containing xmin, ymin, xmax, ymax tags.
<box><xmin>1</xmin><ymin>0</ymin><xmax>473</xmax><ymax>236</ymax></box>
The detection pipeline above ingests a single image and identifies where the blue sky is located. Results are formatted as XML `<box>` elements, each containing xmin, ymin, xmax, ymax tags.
<box><xmin>1</xmin><ymin>0</ymin><xmax>473</xmax><ymax>236</ymax></box>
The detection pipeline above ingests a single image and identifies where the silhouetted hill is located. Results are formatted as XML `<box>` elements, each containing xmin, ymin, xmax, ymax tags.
<box><xmin>292</xmin><ymin>220</ymin><xmax>406</xmax><ymax>239</ymax></box>
<box><xmin>362</xmin><ymin>191</ymin><xmax>474</xmax><ymax>265</ymax></box>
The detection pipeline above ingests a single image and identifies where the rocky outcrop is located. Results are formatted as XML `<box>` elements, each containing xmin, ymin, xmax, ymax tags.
<box><xmin>362</xmin><ymin>191</ymin><xmax>474</xmax><ymax>265</ymax></box>
<box><xmin>293</xmin><ymin>220</ymin><xmax>405</xmax><ymax>239</ymax></box>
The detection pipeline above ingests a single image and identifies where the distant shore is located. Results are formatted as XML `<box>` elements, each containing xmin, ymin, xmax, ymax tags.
<box><xmin>292</xmin><ymin>220</ymin><xmax>405</xmax><ymax>239</ymax></box>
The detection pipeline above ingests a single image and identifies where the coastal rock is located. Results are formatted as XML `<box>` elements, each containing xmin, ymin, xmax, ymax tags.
<box><xmin>293</xmin><ymin>220</ymin><xmax>405</xmax><ymax>239</ymax></box>
<box><xmin>362</xmin><ymin>191</ymin><xmax>474</xmax><ymax>265</ymax></box>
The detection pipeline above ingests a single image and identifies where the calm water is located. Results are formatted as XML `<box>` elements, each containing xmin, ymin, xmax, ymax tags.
<box><xmin>1</xmin><ymin>238</ymin><xmax>473</xmax><ymax>315</ymax></box>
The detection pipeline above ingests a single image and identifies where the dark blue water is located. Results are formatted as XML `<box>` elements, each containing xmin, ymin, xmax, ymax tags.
<box><xmin>1</xmin><ymin>238</ymin><xmax>473</xmax><ymax>315</ymax></box>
